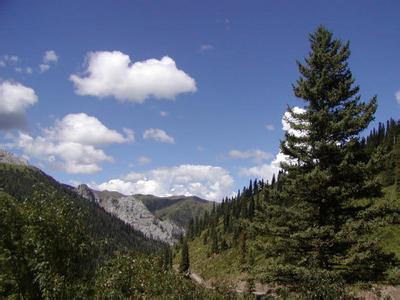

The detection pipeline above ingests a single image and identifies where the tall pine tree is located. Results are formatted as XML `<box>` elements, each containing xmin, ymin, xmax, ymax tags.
<box><xmin>395</xmin><ymin>136</ymin><xmax>400</xmax><ymax>196</ymax></box>
<box><xmin>179</xmin><ymin>238</ymin><xmax>190</xmax><ymax>273</ymax></box>
<box><xmin>256</xmin><ymin>26</ymin><xmax>394</xmax><ymax>286</ymax></box>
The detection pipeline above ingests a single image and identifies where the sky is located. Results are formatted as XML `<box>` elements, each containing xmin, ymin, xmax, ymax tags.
<box><xmin>0</xmin><ymin>0</ymin><xmax>399</xmax><ymax>201</ymax></box>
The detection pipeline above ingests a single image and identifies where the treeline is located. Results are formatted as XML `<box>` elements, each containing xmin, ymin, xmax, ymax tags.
<box><xmin>181</xmin><ymin>27</ymin><xmax>400</xmax><ymax>299</ymax></box>
<box><xmin>363</xmin><ymin>118</ymin><xmax>400</xmax><ymax>187</ymax></box>
<box><xmin>185</xmin><ymin>116</ymin><xmax>400</xmax><ymax>262</ymax></box>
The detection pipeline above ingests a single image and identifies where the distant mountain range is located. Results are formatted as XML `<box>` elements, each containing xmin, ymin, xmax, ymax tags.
<box><xmin>0</xmin><ymin>150</ymin><xmax>213</xmax><ymax>245</ymax></box>
<box><xmin>75</xmin><ymin>184</ymin><xmax>212</xmax><ymax>244</ymax></box>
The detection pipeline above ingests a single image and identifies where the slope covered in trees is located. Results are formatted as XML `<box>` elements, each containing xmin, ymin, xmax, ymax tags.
<box><xmin>0</xmin><ymin>163</ymin><xmax>224</xmax><ymax>298</ymax></box>
<box><xmin>136</xmin><ymin>194</ymin><xmax>213</xmax><ymax>227</ymax></box>
<box><xmin>183</xmin><ymin>27</ymin><xmax>400</xmax><ymax>298</ymax></box>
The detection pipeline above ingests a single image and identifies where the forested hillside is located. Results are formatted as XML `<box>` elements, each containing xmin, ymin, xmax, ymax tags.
<box><xmin>137</xmin><ymin>194</ymin><xmax>213</xmax><ymax>227</ymax></box>
<box><xmin>178</xmin><ymin>27</ymin><xmax>400</xmax><ymax>299</ymax></box>
<box><xmin>0</xmin><ymin>163</ymin><xmax>225</xmax><ymax>298</ymax></box>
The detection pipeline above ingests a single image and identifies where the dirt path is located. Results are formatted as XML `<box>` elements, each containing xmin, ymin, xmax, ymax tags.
<box><xmin>185</xmin><ymin>269</ymin><xmax>272</xmax><ymax>296</ymax></box>
<box><xmin>175</xmin><ymin>266</ymin><xmax>400</xmax><ymax>299</ymax></box>
<box><xmin>189</xmin><ymin>272</ymin><xmax>214</xmax><ymax>289</ymax></box>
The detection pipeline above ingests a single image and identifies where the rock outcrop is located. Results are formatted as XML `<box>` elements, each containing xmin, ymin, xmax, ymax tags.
<box><xmin>101</xmin><ymin>195</ymin><xmax>183</xmax><ymax>245</ymax></box>
<box><xmin>76</xmin><ymin>184</ymin><xmax>99</xmax><ymax>203</ymax></box>
<box><xmin>76</xmin><ymin>185</ymin><xmax>183</xmax><ymax>245</ymax></box>
<box><xmin>0</xmin><ymin>149</ymin><xmax>28</xmax><ymax>166</ymax></box>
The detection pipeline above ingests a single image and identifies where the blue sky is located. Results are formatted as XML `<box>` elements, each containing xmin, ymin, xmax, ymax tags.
<box><xmin>0</xmin><ymin>1</ymin><xmax>399</xmax><ymax>201</ymax></box>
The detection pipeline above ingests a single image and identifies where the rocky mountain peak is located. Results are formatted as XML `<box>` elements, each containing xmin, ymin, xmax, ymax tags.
<box><xmin>0</xmin><ymin>149</ymin><xmax>28</xmax><ymax>166</ymax></box>
<box><xmin>76</xmin><ymin>184</ymin><xmax>99</xmax><ymax>203</ymax></box>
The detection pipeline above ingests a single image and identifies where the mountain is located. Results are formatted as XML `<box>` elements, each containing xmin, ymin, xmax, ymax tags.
<box><xmin>0</xmin><ymin>161</ymin><xmax>162</xmax><ymax>254</ymax></box>
<box><xmin>0</xmin><ymin>155</ymin><xmax>165</xmax><ymax>297</ymax></box>
<box><xmin>136</xmin><ymin>194</ymin><xmax>213</xmax><ymax>227</ymax></box>
<box><xmin>76</xmin><ymin>184</ymin><xmax>183</xmax><ymax>245</ymax></box>
<box><xmin>0</xmin><ymin>153</ymin><xmax>223</xmax><ymax>299</ymax></box>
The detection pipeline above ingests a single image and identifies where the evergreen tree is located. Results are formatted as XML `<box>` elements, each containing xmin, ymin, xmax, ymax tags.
<box><xmin>179</xmin><ymin>238</ymin><xmax>190</xmax><ymax>273</ymax></box>
<box><xmin>395</xmin><ymin>136</ymin><xmax>400</xmax><ymax>196</ymax></box>
<box><xmin>256</xmin><ymin>26</ymin><xmax>394</xmax><ymax>285</ymax></box>
<box><xmin>210</xmin><ymin>226</ymin><xmax>219</xmax><ymax>254</ymax></box>
<box><xmin>239</xmin><ymin>231</ymin><xmax>247</xmax><ymax>265</ymax></box>
<box><xmin>248</xmin><ymin>196</ymin><xmax>255</xmax><ymax>220</ymax></box>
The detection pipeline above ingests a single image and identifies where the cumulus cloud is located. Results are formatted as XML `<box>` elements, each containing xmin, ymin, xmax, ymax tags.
<box><xmin>9</xmin><ymin>56</ymin><xmax>19</xmax><ymax>63</ymax></box>
<box><xmin>10</xmin><ymin>113</ymin><xmax>133</xmax><ymax>174</ymax></box>
<box><xmin>137</xmin><ymin>156</ymin><xmax>151</xmax><ymax>165</ymax></box>
<box><xmin>43</xmin><ymin>50</ymin><xmax>58</xmax><ymax>63</ymax></box>
<box><xmin>143</xmin><ymin>128</ymin><xmax>174</xmax><ymax>144</ymax></box>
<box><xmin>282</xmin><ymin>106</ymin><xmax>307</xmax><ymax>137</ymax></box>
<box><xmin>396</xmin><ymin>91</ymin><xmax>400</xmax><ymax>104</ymax></box>
<box><xmin>2</xmin><ymin>55</ymin><xmax>19</xmax><ymax>64</ymax></box>
<box><xmin>39</xmin><ymin>64</ymin><xmax>50</xmax><ymax>73</ymax></box>
<box><xmin>239</xmin><ymin>152</ymin><xmax>286</xmax><ymax>181</ymax></box>
<box><xmin>228</xmin><ymin>149</ymin><xmax>272</xmax><ymax>163</ymax></box>
<box><xmin>39</xmin><ymin>50</ymin><xmax>58</xmax><ymax>73</ymax></box>
<box><xmin>238</xmin><ymin>107</ymin><xmax>306</xmax><ymax>181</ymax></box>
<box><xmin>93</xmin><ymin>164</ymin><xmax>234</xmax><ymax>201</ymax></box>
<box><xmin>44</xmin><ymin>113</ymin><xmax>134</xmax><ymax>145</ymax></box>
<box><xmin>70</xmin><ymin>51</ymin><xmax>196</xmax><ymax>103</ymax></box>
<box><xmin>0</xmin><ymin>81</ymin><xmax>38</xmax><ymax>129</ymax></box>
<box><xmin>160</xmin><ymin>111</ymin><xmax>168</xmax><ymax>117</ymax></box>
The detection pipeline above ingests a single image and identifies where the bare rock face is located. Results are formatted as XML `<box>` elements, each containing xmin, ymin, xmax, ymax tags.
<box><xmin>102</xmin><ymin>195</ymin><xmax>183</xmax><ymax>245</ymax></box>
<box><xmin>76</xmin><ymin>184</ymin><xmax>99</xmax><ymax>203</ymax></box>
<box><xmin>0</xmin><ymin>149</ymin><xmax>28</xmax><ymax>166</ymax></box>
<box><xmin>76</xmin><ymin>185</ymin><xmax>183</xmax><ymax>245</ymax></box>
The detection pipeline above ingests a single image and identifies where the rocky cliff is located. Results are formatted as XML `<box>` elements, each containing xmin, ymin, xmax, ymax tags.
<box><xmin>76</xmin><ymin>184</ymin><xmax>183</xmax><ymax>245</ymax></box>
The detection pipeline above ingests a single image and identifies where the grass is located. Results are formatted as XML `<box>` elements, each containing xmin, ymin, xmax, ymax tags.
<box><xmin>372</xmin><ymin>185</ymin><xmax>400</xmax><ymax>259</ymax></box>
<box><xmin>185</xmin><ymin>184</ymin><xmax>400</xmax><ymax>289</ymax></box>
<box><xmin>188</xmin><ymin>236</ymin><xmax>246</xmax><ymax>284</ymax></box>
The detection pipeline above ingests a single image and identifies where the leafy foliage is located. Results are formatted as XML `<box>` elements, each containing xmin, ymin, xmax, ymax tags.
<box><xmin>95</xmin><ymin>252</ymin><xmax>221</xmax><ymax>299</ymax></box>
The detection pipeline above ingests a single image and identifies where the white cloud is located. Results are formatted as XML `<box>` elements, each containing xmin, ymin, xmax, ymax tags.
<box><xmin>44</xmin><ymin>113</ymin><xmax>134</xmax><ymax>145</ymax></box>
<box><xmin>11</xmin><ymin>113</ymin><xmax>132</xmax><ymax>174</ymax></box>
<box><xmin>265</xmin><ymin>123</ymin><xmax>275</xmax><ymax>131</ymax></box>
<box><xmin>282</xmin><ymin>106</ymin><xmax>307</xmax><ymax>137</ymax></box>
<box><xmin>239</xmin><ymin>152</ymin><xmax>285</xmax><ymax>181</ymax></box>
<box><xmin>199</xmin><ymin>44</ymin><xmax>214</xmax><ymax>52</ymax></box>
<box><xmin>238</xmin><ymin>107</ymin><xmax>306</xmax><ymax>181</ymax></box>
<box><xmin>14</xmin><ymin>132</ymin><xmax>112</xmax><ymax>174</ymax></box>
<box><xmin>228</xmin><ymin>149</ymin><xmax>272</xmax><ymax>163</ymax></box>
<box><xmin>70</xmin><ymin>51</ymin><xmax>196</xmax><ymax>103</ymax></box>
<box><xmin>9</xmin><ymin>56</ymin><xmax>19</xmax><ymax>63</ymax></box>
<box><xmin>43</xmin><ymin>50</ymin><xmax>58</xmax><ymax>63</ymax></box>
<box><xmin>396</xmin><ymin>91</ymin><xmax>400</xmax><ymax>104</ymax></box>
<box><xmin>26</xmin><ymin>67</ymin><xmax>33</xmax><ymax>74</ymax></box>
<box><xmin>39</xmin><ymin>50</ymin><xmax>58</xmax><ymax>73</ymax></box>
<box><xmin>0</xmin><ymin>55</ymin><xmax>19</xmax><ymax>68</ymax></box>
<box><xmin>0</xmin><ymin>81</ymin><xmax>38</xmax><ymax>129</ymax></box>
<box><xmin>39</xmin><ymin>64</ymin><xmax>50</xmax><ymax>73</ymax></box>
<box><xmin>143</xmin><ymin>128</ymin><xmax>174</xmax><ymax>144</ymax></box>
<box><xmin>160</xmin><ymin>111</ymin><xmax>168</xmax><ymax>117</ymax></box>
<box><xmin>93</xmin><ymin>164</ymin><xmax>234</xmax><ymax>201</ymax></box>
<box><xmin>137</xmin><ymin>156</ymin><xmax>151</xmax><ymax>165</ymax></box>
